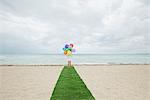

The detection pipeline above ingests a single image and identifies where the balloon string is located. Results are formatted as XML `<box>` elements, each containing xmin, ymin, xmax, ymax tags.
<box><xmin>67</xmin><ymin>56</ymin><xmax>71</xmax><ymax>62</ymax></box>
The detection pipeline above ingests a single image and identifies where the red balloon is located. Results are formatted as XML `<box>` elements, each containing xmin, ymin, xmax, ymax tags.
<box><xmin>70</xmin><ymin>44</ymin><xmax>74</xmax><ymax>48</ymax></box>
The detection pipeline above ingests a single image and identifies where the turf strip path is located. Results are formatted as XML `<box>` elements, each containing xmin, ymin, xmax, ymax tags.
<box><xmin>50</xmin><ymin>66</ymin><xmax>95</xmax><ymax>100</ymax></box>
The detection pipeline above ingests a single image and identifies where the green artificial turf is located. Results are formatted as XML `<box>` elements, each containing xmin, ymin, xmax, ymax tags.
<box><xmin>50</xmin><ymin>66</ymin><xmax>95</xmax><ymax>100</ymax></box>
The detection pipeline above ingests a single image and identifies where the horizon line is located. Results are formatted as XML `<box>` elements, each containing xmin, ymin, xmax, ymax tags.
<box><xmin>0</xmin><ymin>53</ymin><xmax>149</xmax><ymax>55</ymax></box>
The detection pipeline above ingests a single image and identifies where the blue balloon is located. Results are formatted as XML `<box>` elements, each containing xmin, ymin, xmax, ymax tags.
<box><xmin>65</xmin><ymin>44</ymin><xmax>69</xmax><ymax>48</ymax></box>
<box><xmin>63</xmin><ymin>48</ymin><xmax>66</xmax><ymax>51</ymax></box>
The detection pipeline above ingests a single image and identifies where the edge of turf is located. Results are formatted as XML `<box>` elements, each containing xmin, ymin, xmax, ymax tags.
<box><xmin>50</xmin><ymin>66</ymin><xmax>95</xmax><ymax>100</ymax></box>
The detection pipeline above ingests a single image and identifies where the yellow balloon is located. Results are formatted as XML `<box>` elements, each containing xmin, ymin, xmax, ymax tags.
<box><xmin>66</xmin><ymin>50</ymin><xmax>72</xmax><ymax>56</ymax></box>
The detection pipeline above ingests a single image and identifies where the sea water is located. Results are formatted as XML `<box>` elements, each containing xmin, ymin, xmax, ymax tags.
<box><xmin>0</xmin><ymin>54</ymin><xmax>150</xmax><ymax>65</ymax></box>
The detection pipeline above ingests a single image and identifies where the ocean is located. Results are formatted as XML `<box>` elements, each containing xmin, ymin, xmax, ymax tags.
<box><xmin>0</xmin><ymin>54</ymin><xmax>149</xmax><ymax>65</ymax></box>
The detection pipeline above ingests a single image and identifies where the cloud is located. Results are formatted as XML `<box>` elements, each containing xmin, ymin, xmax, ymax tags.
<box><xmin>0</xmin><ymin>0</ymin><xmax>149</xmax><ymax>54</ymax></box>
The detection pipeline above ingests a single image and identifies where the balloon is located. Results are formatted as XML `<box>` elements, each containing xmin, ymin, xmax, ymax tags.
<box><xmin>68</xmin><ymin>48</ymin><xmax>72</xmax><ymax>51</ymax></box>
<box><xmin>72</xmin><ymin>49</ymin><xmax>76</xmax><ymax>52</ymax></box>
<box><xmin>70</xmin><ymin>44</ymin><xmax>73</xmax><ymax>48</ymax></box>
<box><xmin>65</xmin><ymin>48</ymin><xmax>70</xmax><ymax>51</ymax></box>
<box><xmin>65</xmin><ymin>44</ymin><xmax>69</xmax><ymax>48</ymax></box>
<box><xmin>64</xmin><ymin>51</ymin><xmax>67</xmax><ymax>55</ymax></box>
<box><xmin>63</xmin><ymin>48</ymin><xmax>66</xmax><ymax>50</ymax></box>
<box><xmin>66</xmin><ymin>50</ymin><xmax>72</xmax><ymax>56</ymax></box>
<box><xmin>63</xmin><ymin>43</ymin><xmax>75</xmax><ymax>56</ymax></box>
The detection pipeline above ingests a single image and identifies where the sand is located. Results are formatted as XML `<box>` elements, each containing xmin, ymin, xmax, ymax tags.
<box><xmin>75</xmin><ymin>65</ymin><xmax>150</xmax><ymax>100</ymax></box>
<box><xmin>0</xmin><ymin>65</ymin><xmax>149</xmax><ymax>100</ymax></box>
<box><xmin>0</xmin><ymin>66</ymin><xmax>63</xmax><ymax>100</ymax></box>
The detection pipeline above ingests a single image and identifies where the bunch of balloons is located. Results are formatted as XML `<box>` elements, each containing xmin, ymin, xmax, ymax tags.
<box><xmin>63</xmin><ymin>44</ymin><xmax>75</xmax><ymax>56</ymax></box>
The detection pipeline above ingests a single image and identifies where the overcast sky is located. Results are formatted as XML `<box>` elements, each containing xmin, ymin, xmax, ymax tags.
<box><xmin>0</xmin><ymin>0</ymin><xmax>149</xmax><ymax>54</ymax></box>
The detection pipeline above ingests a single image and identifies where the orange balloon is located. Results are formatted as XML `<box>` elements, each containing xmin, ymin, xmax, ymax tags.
<box><xmin>64</xmin><ymin>51</ymin><xmax>67</xmax><ymax>55</ymax></box>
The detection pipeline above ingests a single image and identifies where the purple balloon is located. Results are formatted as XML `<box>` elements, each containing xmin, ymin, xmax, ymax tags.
<box><xmin>72</xmin><ymin>49</ymin><xmax>76</xmax><ymax>52</ymax></box>
<box><xmin>65</xmin><ymin>44</ymin><xmax>69</xmax><ymax>48</ymax></box>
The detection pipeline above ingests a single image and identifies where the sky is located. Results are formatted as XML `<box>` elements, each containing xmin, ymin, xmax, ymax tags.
<box><xmin>0</xmin><ymin>0</ymin><xmax>150</xmax><ymax>54</ymax></box>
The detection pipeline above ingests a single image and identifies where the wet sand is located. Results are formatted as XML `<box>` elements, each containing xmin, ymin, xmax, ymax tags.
<box><xmin>75</xmin><ymin>65</ymin><xmax>150</xmax><ymax>100</ymax></box>
<box><xmin>0</xmin><ymin>66</ymin><xmax>63</xmax><ymax>100</ymax></box>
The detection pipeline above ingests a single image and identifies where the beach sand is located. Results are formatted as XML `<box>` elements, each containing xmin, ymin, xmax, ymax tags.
<box><xmin>75</xmin><ymin>65</ymin><xmax>150</xmax><ymax>100</ymax></box>
<box><xmin>0</xmin><ymin>65</ymin><xmax>149</xmax><ymax>100</ymax></box>
<box><xmin>0</xmin><ymin>66</ymin><xmax>63</xmax><ymax>100</ymax></box>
